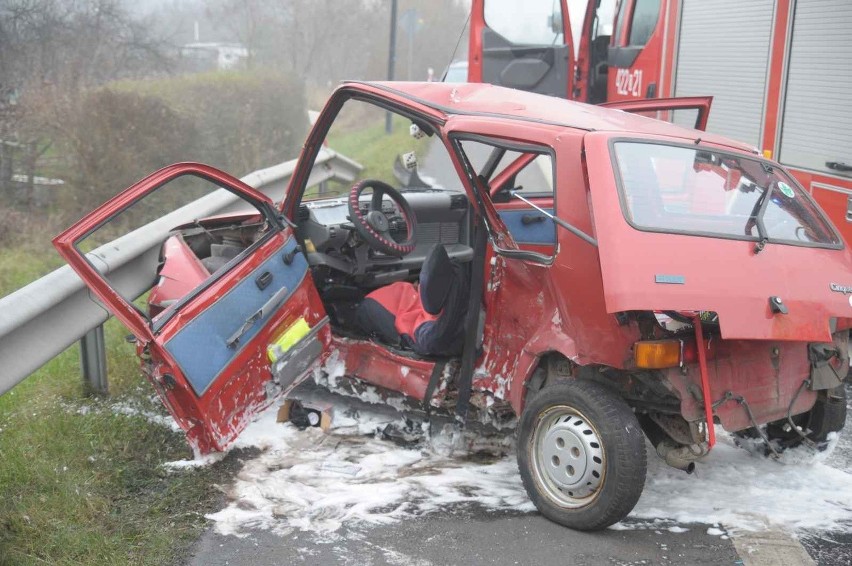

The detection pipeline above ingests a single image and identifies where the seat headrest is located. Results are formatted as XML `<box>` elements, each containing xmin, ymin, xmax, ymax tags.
<box><xmin>420</xmin><ymin>244</ymin><xmax>454</xmax><ymax>315</ymax></box>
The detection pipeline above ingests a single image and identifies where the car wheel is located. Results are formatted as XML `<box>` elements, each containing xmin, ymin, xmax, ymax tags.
<box><xmin>517</xmin><ymin>379</ymin><xmax>647</xmax><ymax>531</ymax></box>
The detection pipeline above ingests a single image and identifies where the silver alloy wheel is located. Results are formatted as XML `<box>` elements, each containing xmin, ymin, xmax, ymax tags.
<box><xmin>530</xmin><ymin>405</ymin><xmax>606</xmax><ymax>508</ymax></box>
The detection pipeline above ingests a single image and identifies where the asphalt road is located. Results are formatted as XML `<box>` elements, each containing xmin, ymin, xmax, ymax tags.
<box><xmin>189</xmin><ymin>509</ymin><xmax>741</xmax><ymax>566</ymax></box>
<box><xmin>189</xmin><ymin>509</ymin><xmax>852</xmax><ymax>566</ymax></box>
<box><xmin>186</xmin><ymin>383</ymin><xmax>852</xmax><ymax>566</ymax></box>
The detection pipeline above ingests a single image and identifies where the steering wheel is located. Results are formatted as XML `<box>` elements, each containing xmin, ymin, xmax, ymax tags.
<box><xmin>348</xmin><ymin>179</ymin><xmax>417</xmax><ymax>256</ymax></box>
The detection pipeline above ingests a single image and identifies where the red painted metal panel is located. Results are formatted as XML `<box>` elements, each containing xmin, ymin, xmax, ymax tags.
<box><xmin>148</xmin><ymin>232</ymin><xmax>331</xmax><ymax>454</ymax></box>
<box><xmin>584</xmin><ymin>131</ymin><xmax>852</xmax><ymax>342</ymax></box>
<box><xmin>600</xmin><ymin>96</ymin><xmax>712</xmax><ymax>130</ymax></box>
<box><xmin>333</xmin><ymin>340</ymin><xmax>435</xmax><ymax>401</ymax></box>
<box><xmin>662</xmin><ymin>337</ymin><xmax>817</xmax><ymax>432</ymax></box>
<box><xmin>606</xmin><ymin>0</ymin><xmax>668</xmax><ymax>102</ymax></box>
<box><xmin>468</xmin><ymin>0</ymin><xmax>485</xmax><ymax>83</ymax></box>
<box><xmin>760</xmin><ymin>0</ymin><xmax>792</xmax><ymax>160</ymax></box>
<box><xmin>54</xmin><ymin>163</ymin><xmax>330</xmax><ymax>455</ymax></box>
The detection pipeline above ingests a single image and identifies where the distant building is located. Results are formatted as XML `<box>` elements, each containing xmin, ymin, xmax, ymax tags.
<box><xmin>179</xmin><ymin>43</ymin><xmax>250</xmax><ymax>73</ymax></box>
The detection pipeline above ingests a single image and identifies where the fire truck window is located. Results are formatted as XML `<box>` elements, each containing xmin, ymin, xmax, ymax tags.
<box><xmin>613</xmin><ymin>0</ymin><xmax>628</xmax><ymax>46</ymax></box>
<box><xmin>484</xmin><ymin>0</ymin><xmax>563</xmax><ymax>45</ymax></box>
<box><xmin>628</xmin><ymin>0</ymin><xmax>661</xmax><ymax>47</ymax></box>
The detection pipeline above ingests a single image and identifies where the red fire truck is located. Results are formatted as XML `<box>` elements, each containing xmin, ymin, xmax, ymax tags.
<box><xmin>467</xmin><ymin>0</ymin><xmax>852</xmax><ymax>243</ymax></box>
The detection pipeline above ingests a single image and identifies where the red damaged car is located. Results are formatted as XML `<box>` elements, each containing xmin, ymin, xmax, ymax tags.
<box><xmin>54</xmin><ymin>82</ymin><xmax>851</xmax><ymax>530</ymax></box>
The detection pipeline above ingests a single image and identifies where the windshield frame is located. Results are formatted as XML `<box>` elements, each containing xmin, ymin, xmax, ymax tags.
<box><xmin>283</xmin><ymin>87</ymin><xmax>448</xmax><ymax>216</ymax></box>
<box><xmin>607</xmin><ymin>137</ymin><xmax>844</xmax><ymax>251</ymax></box>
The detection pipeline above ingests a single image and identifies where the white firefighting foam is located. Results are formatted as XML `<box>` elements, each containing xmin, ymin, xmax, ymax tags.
<box><xmin>203</xmin><ymin>405</ymin><xmax>529</xmax><ymax>538</ymax></box>
<box><xmin>184</xmin><ymin>398</ymin><xmax>852</xmax><ymax>539</ymax></box>
<box><xmin>158</xmin><ymin>370</ymin><xmax>852</xmax><ymax>539</ymax></box>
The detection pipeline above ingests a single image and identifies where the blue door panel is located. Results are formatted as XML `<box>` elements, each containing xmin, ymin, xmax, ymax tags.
<box><xmin>498</xmin><ymin>209</ymin><xmax>557</xmax><ymax>245</ymax></box>
<box><xmin>164</xmin><ymin>237</ymin><xmax>307</xmax><ymax>396</ymax></box>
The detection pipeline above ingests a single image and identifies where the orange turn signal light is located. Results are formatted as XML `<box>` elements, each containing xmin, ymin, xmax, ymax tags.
<box><xmin>634</xmin><ymin>339</ymin><xmax>683</xmax><ymax>369</ymax></box>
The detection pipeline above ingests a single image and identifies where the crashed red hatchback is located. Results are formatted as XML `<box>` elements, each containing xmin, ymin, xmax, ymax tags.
<box><xmin>54</xmin><ymin>82</ymin><xmax>851</xmax><ymax>531</ymax></box>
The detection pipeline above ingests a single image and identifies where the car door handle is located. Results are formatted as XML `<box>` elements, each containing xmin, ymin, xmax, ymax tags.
<box><xmin>827</xmin><ymin>161</ymin><xmax>852</xmax><ymax>172</ymax></box>
<box><xmin>226</xmin><ymin>285</ymin><xmax>289</xmax><ymax>349</ymax></box>
<box><xmin>521</xmin><ymin>214</ymin><xmax>546</xmax><ymax>225</ymax></box>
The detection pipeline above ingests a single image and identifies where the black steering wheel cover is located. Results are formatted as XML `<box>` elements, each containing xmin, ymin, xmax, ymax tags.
<box><xmin>348</xmin><ymin>179</ymin><xmax>417</xmax><ymax>256</ymax></box>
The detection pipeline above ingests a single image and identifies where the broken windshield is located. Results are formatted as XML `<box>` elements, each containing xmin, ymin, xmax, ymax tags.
<box><xmin>612</xmin><ymin>141</ymin><xmax>841</xmax><ymax>248</ymax></box>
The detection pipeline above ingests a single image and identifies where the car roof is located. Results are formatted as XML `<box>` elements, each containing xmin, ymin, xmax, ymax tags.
<box><xmin>352</xmin><ymin>81</ymin><xmax>757</xmax><ymax>154</ymax></box>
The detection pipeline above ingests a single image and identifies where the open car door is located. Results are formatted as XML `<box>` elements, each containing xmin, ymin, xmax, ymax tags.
<box><xmin>599</xmin><ymin>96</ymin><xmax>713</xmax><ymax>131</ymax></box>
<box><xmin>469</xmin><ymin>0</ymin><xmax>574</xmax><ymax>98</ymax></box>
<box><xmin>54</xmin><ymin>163</ymin><xmax>329</xmax><ymax>454</ymax></box>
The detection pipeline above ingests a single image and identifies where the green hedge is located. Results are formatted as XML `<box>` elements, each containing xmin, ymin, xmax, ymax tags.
<box><xmin>65</xmin><ymin>70</ymin><xmax>306</xmax><ymax>211</ymax></box>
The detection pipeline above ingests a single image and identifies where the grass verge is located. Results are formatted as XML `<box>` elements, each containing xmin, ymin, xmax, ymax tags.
<box><xmin>0</xmin><ymin>252</ymin><xmax>246</xmax><ymax>566</ymax></box>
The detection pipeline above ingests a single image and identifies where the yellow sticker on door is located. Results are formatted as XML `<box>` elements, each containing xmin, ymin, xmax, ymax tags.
<box><xmin>268</xmin><ymin>318</ymin><xmax>311</xmax><ymax>363</ymax></box>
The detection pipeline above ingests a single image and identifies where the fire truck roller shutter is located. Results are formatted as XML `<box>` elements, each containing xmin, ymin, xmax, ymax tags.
<box><xmin>779</xmin><ymin>0</ymin><xmax>852</xmax><ymax>177</ymax></box>
<box><xmin>673</xmin><ymin>0</ymin><xmax>774</xmax><ymax>148</ymax></box>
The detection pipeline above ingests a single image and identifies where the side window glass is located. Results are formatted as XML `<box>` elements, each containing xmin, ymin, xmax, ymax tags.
<box><xmin>484</xmin><ymin>0</ymin><xmax>564</xmax><ymax>45</ymax></box>
<box><xmin>628</xmin><ymin>0</ymin><xmax>660</xmax><ymax>47</ymax></box>
<box><xmin>511</xmin><ymin>154</ymin><xmax>555</xmax><ymax>195</ymax></box>
<box><xmin>592</xmin><ymin>0</ymin><xmax>617</xmax><ymax>42</ymax></box>
<box><xmin>309</xmin><ymin>98</ymin><xmax>462</xmax><ymax>201</ymax></box>
<box><xmin>458</xmin><ymin>141</ymin><xmax>554</xmax><ymax>196</ymax></box>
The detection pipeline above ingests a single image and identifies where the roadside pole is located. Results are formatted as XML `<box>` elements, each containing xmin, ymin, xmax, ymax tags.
<box><xmin>385</xmin><ymin>0</ymin><xmax>398</xmax><ymax>134</ymax></box>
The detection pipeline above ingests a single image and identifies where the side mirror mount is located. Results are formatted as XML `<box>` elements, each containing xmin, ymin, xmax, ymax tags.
<box><xmin>548</xmin><ymin>12</ymin><xmax>563</xmax><ymax>35</ymax></box>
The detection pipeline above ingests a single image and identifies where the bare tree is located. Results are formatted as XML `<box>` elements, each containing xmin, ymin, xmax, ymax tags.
<box><xmin>0</xmin><ymin>0</ymin><xmax>171</xmax><ymax>209</ymax></box>
<box><xmin>0</xmin><ymin>0</ymin><xmax>169</xmax><ymax>94</ymax></box>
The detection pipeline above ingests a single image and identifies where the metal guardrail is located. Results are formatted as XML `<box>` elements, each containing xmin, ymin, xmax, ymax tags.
<box><xmin>0</xmin><ymin>149</ymin><xmax>361</xmax><ymax>396</ymax></box>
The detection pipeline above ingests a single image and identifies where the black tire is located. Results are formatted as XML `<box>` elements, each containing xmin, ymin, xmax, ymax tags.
<box><xmin>767</xmin><ymin>385</ymin><xmax>847</xmax><ymax>449</ymax></box>
<box><xmin>734</xmin><ymin>385</ymin><xmax>847</xmax><ymax>453</ymax></box>
<box><xmin>517</xmin><ymin>379</ymin><xmax>647</xmax><ymax>531</ymax></box>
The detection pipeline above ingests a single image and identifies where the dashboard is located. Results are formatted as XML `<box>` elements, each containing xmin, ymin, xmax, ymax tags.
<box><xmin>297</xmin><ymin>190</ymin><xmax>474</xmax><ymax>284</ymax></box>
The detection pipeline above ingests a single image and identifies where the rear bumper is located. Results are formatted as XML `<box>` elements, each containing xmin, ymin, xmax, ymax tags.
<box><xmin>659</xmin><ymin>331</ymin><xmax>848</xmax><ymax>431</ymax></box>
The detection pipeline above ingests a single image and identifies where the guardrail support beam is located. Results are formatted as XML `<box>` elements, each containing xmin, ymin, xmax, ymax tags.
<box><xmin>80</xmin><ymin>325</ymin><xmax>108</xmax><ymax>395</ymax></box>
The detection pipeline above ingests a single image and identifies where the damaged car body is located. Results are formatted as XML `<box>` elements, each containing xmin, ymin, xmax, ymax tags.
<box><xmin>54</xmin><ymin>82</ymin><xmax>852</xmax><ymax>531</ymax></box>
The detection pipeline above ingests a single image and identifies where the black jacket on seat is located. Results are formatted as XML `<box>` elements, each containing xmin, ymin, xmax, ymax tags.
<box><xmin>356</xmin><ymin>244</ymin><xmax>469</xmax><ymax>357</ymax></box>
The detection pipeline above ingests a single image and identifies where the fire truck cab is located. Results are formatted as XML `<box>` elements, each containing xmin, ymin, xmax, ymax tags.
<box><xmin>468</xmin><ymin>0</ymin><xmax>852</xmax><ymax>246</ymax></box>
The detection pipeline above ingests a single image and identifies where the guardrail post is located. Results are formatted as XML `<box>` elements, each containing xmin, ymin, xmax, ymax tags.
<box><xmin>80</xmin><ymin>325</ymin><xmax>108</xmax><ymax>395</ymax></box>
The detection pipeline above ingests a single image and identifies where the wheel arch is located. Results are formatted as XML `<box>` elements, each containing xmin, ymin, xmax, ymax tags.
<box><xmin>511</xmin><ymin>349</ymin><xmax>615</xmax><ymax>415</ymax></box>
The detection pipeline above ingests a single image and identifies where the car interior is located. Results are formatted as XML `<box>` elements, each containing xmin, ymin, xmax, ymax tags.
<box><xmin>135</xmin><ymin>97</ymin><xmax>554</xmax><ymax>361</ymax></box>
<box><xmin>292</xmin><ymin>101</ymin><xmax>478</xmax><ymax>357</ymax></box>
<box><xmin>283</xmin><ymin>95</ymin><xmax>557</xmax><ymax>360</ymax></box>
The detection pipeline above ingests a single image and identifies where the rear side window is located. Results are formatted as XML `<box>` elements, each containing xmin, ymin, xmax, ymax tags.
<box><xmin>628</xmin><ymin>0</ymin><xmax>661</xmax><ymax>46</ymax></box>
<box><xmin>612</xmin><ymin>141</ymin><xmax>841</xmax><ymax>247</ymax></box>
<box><xmin>459</xmin><ymin>140</ymin><xmax>554</xmax><ymax>196</ymax></box>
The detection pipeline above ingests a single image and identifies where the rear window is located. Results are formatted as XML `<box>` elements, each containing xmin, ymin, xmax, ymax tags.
<box><xmin>612</xmin><ymin>141</ymin><xmax>841</xmax><ymax>247</ymax></box>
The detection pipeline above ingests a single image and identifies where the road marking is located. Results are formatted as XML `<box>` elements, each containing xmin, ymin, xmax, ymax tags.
<box><xmin>732</xmin><ymin>529</ymin><xmax>815</xmax><ymax>566</ymax></box>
